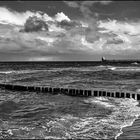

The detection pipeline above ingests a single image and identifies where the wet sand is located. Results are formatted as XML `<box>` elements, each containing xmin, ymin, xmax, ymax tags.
<box><xmin>117</xmin><ymin>102</ymin><xmax>140</xmax><ymax>139</ymax></box>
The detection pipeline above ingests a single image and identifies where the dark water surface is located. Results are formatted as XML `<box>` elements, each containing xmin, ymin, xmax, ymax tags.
<box><xmin>0</xmin><ymin>62</ymin><xmax>140</xmax><ymax>139</ymax></box>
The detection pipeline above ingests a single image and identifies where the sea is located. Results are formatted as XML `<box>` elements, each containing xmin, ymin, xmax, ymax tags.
<box><xmin>0</xmin><ymin>61</ymin><xmax>140</xmax><ymax>139</ymax></box>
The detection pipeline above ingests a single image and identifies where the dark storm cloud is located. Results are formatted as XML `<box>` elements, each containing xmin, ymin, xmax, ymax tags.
<box><xmin>20</xmin><ymin>16</ymin><xmax>48</xmax><ymax>32</ymax></box>
<box><xmin>57</xmin><ymin>20</ymin><xmax>82</xmax><ymax>30</ymax></box>
<box><xmin>64</xmin><ymin>1</ymin><xmax>112</xmax><ymax>19</ymax></box>
<box><xmin>64</xmin><ymin>1</ymin><xmax>113</xmax><ymax>45</ymax></box>
<box><xmin>106</xmin><ymin>38</ymin><xmax>124</xmax><ymax>44</ymax></box>
<box><xmin>0</xmin><ymin>1</ymin><xmax>140</xmax><ymax>61</ymax></box>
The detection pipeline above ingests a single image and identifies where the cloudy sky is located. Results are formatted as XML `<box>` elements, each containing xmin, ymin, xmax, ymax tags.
<box><xmin>0</xmin><ymin>1</ymin><xmax>140</xmax><ymax>61</ymax></box>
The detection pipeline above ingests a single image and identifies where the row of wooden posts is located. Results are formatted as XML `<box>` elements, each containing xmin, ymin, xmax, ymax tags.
<box><xmin>0</xmin><ymin>83</ymin><xmax>140</xmax><ymax>100</ymax></box>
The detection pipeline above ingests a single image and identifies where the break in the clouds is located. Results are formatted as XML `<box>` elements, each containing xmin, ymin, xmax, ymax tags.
<box><xmin>0</xmin><ymin>1</ymin><xmax>140</xmax><ymax>61</ymax></box>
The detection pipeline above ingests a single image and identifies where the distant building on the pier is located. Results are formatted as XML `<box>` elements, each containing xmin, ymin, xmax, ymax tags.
<box><xmin>101</xmin><ymin>57</ymin><xmax>106</xmax><ymax>62</ymax></box>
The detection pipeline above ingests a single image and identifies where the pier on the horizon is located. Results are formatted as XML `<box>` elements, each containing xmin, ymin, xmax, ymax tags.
<box><xmin>101</xmin><ymin>56</ymin><xmax>140</xmax><ymax>64</ymax></box>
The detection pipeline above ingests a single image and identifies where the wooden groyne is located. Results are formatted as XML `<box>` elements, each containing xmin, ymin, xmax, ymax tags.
<box><xmin>0</xmin><ymin>83</ymin><xmax>140</xmax><ymax>100</ymax></box>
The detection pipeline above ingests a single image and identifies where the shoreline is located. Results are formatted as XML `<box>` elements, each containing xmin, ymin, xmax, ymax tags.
<box><xmin>115</xmin><ymin>102</ymin><xmax>140</xmax><ymax>139</ymax></box>
<box><xmin>115</xmin><ymin>114</ymin><xmax>139</xmax><ymax>139</ymax></box>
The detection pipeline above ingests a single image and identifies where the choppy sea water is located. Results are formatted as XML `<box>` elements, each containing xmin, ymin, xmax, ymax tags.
<box><xmin>0</xmin><ymin>62</ymin><xmax>140</xmax><ymax>139</ymax></box>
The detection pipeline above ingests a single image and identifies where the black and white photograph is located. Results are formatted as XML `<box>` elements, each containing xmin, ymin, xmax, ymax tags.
<box><xmin>0</xmin><ymin>0</ymin><xmax>140</xmax><ymax>139</ymax></box>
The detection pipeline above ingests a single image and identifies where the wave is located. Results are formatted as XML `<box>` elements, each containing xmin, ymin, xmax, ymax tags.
<box><xmin>0</xmin><ymin>64</ymin><xmax>140</xmax><ymax>76</ymax></box>
<box><xmin>105</xmin><ymin>66</ymin><xmax>140</xmax><ymax>72</ymax></box>
<box><xmin>49</xmin><ymin>65</ymin><xmax>117</xmax><ymax>72</ymax></box>
<box><xmin>33</xmin><ymin>97</ymin><xmax>140</xmax><ymax>139</ymax></box>
<box><xmin>0</xmin><ymin>71</ymin><xmax>15</xmax><ymax>74</ymax></box>
<box><xmin>114</xmin><ymin>99</ymin><xmax>140</xmax><ymax>139</ymax></box>
<box><xmin>3</xmin><ymin>65</ymin><xmax>140</xmax><ymax>74</ymax></box>
<box><xmin>107</xmin><ymin>66</ymin><xmax>116</xmax><ymax>70</ymax></box>
<box><xmin>114</xmin><ymin>115</ymin><xmax>139</xmax><ymax>139</ymax></box>
<box><xmin>92</xmin><ymin>65</ymin><xmax>140</xmax><ymax>72</ymax></box>
<box><xmin>93</xmin><ymin>66</ymin><xmax>140</xmax><ymax>72</ymax></box>
<box><xmin>0</xmin><ymin>70</ymin><xmax>49</xmax><ymax>74</ymax></box>
<box><xmin>84</xmin><ymin>97</ymin><xmax>115</xmax><ymax>108</ymax></box>
<box><xmin>131</xmin><ymin>62</ymin><xmax>139</xmax><ymax>65</ymax></box>
<box><xmin>1</xmin><ymin>95</ymin><xmax>140</xmax><ymax>139</ymax></box>
<box><xmin>82</xmin><ymin>97</ymin><xmax>140</xmax><ymax>139</ymax></box>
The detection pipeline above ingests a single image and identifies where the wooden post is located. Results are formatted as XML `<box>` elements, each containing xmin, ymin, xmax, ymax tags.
<box><xmin>46</xmin><ymin>87</ymin><xmax>49</xmax><ymax>93</ymax></box>
<box><xmin>88</xmin><ymin>90</ymin><xmax>91</xmax><ymax>96</ymax></box>
<box><xmin>64</xmin><ymin>89</ymin><xmax>68</xmax><ymax>95</ymax></box>
<box><xmin>126</xmin><ymin>93</ymin><xmax>130</xmax><ymax>98</ymax></box>
<box><xmin>99</xmin><ymin>91</ymin><xmax>102</xmax><ymax>96</ymax></box>
<box><xmin>80</xmin><ymin>90</ymin><xmax>83</xmax><ymax>96</ymax></box>
<box><xmin>132</xmin><ymin>94</ymin><xmax>135</xmax><ymax>99</ymax></box>
<box><xmin>28</xmin><ymin>86</ymin><xmax>35</xmax><ymax>92</ymax></box>
<box><xmin>103</xmin><ymin>91</ymin><xmax>106</xmax><ymax>96</ymax></box>
<box><xmin>53</xmin><ymin>88</ymin><xmax>58</xmax><ymax>94</ymax></box>
<box><xmin>23</xmin><ymin>86</ymin><xmax>28</xmax><ymax>91</ymax></box>
<box><xmin>76</xmin><ymin>89</ymin><xmax>79</xmax><ymax>96</ymax></box>
<box><xmin>84</xmin><ymin>90</ymin><xmax>88</xmax><ymax>96</ymax></box>
<box><xmin>49</xmin><ymin>87</ymin><xmax>52</xmax><ymax>93</ymax></box>
<box><xmin>36</xmin><ymin>87</ymin><xmax>41</xmax><ymax>92</ymax></box>
<box><xmin>116</xmin><ymin>92</ymin><xmax>120</xmax><ymax>98</ymax></box>
<box><xmin>72</xmin><ymin>89</ymin><xmax>76</xmax><ymax>96</ymax></box>
<box><xmin>45</xmin><ymin>87</ymin><xmax>49</xmax><ymax>93</ymax></box>
<box><xmin>107</xmin><ymin>92</ymin><xmax>110</xmax><ymax>97</ymax></box>
<box><xmin>111</xmin><ymin>92</ymin><xmax>114</xmax><ymax>97</ymax></box>
<box><xmin>137</xmin><ymin>94</ymin><xmax>140</xmax><ymax>100</ymax></box>
<box><xmin>94</xmin><ymin>91</ymin><xmax>98</xmax><ymax>96</ymax></box>
<box><xmin>121</xmin><ymin>92</ymin><xmax>125</xmax><ymax>98</ymax></box>
<box><xmin>61</xmin><ymin>88</ymin><xmax>64</xmax><ymax>94</ymax></box>
<box><xmin>42</xmin><ymin>87</ymin><xmax>45</xmax><ymax>93</ymax></box>
<box><xmin>69</xmin><ymin>89</ymin><xmax>73</xmax><ymax>96</ymax></box>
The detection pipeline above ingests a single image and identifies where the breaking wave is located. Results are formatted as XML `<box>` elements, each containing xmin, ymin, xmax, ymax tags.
<box><xmin>0</xmin><ymin>62</ymin><xmax>140</xmax><ymax>139</ymax></box>
<box><xmin>108</xmin><ymin>66</ymin><xmax>140</xmax><ymax>72</ymax></box>
<box><xmin>1</xmin><ymin>93</ymin><xmax>140</xmax><ymax>139</ymax></box>
<box><xmin>49</xmin><ymin>65</ymin><xmax>117</xmax><ymax>72</ymax></box>
<box><xmin>83</xmin><ymin>97</ymin><xmax>140</xmax><ymax>139</ymax></box>
<box><xmin>2</xmin><ymin>65</ymin><xmax>140</xmax><ymax>74</ymax></box>
<box><xmin>0</xmin><ymin>70</ymin><xmax>49</xmax><ymax>74</ymax></box>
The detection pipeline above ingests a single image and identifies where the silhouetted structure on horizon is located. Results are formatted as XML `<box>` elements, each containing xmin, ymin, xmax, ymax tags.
<box><xmin>101</xmin><ymin>57</ymin><xmax>140</xmax><ymax>64</ymax></box>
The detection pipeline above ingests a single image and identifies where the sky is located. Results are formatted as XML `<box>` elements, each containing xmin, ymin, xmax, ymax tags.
<box><xmin>0</xmin><ymin>1</ymin><xmax>140</xmax><ymax>61</ymax></box>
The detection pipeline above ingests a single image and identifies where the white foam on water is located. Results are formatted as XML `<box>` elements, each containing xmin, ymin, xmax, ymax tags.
<box><xmin>49</xmin><ymin>65</ymin><xmax>116</xmax><ymax>72</ymax></box>
<box><xmin>114</xmin><ymin>98</ymin><xmax>140</xmax><ymax>139</ymax></box>
<box><xmin>7</xmin><ymin>129</ymin><xmax>13</xmax><ymax>135</ymax></box>
<box><xmin>107</xmin><ymin>66</ymin><xmax>116</xmax><ymax>70</ymax></box>
<box><xmin>46</xmin><ymin>65</ymin><xmax>140</xmax><ymax>73</ymax></box>
<box><xmin>0</xmin><ymin>65</ymin><xmax>118</xmax><ymax>75</ymax></box>
<box><xmin>96</xmin><ymin>65</ymin><xmax>117</xmax><ymax>71</ymax></box>
<box><xmin>44</xmin><ymin>136</ymin><xmax>62</xmax><ymax>139</ymax></box>
<box><xmin>98</xmin><ymin>97</ymin><xmax>140</xmax><ymax>139</ymax></box>
<box><xmin>59</xmin><ymin>114</ymin><xmax>79</xmax><ymax>121</ymax></box>
<box><xmin>0</xmin><ymin>69</ymin><xmax>50</xmax><ymax>74</ymax></box>
<box><xmin>110</xmin><ymin>66</ymin><xmax>140</xmax><ymax>72</ymax></box>
<box><xmin>72</xmin><ymin>97</ymin><xmax>140</xmax><ymax>139</ymax></box>
<box><xmin>1</xmin><ymin>96</ymin><xmax>139</xmax><ymax>139</ymax></box>
<box><xmin>21</xmin><ymin>126</ymin><xmax>31</xmax><ymax>131</ymax></box>
<box><xmin>0</xmin><ymin>71</ymin><xmax>15</xmax><ymax>74</ymax></box>
<box><xmin>114</xmin><ymin>117</ymin><xmax>137</xmax><ymax>140</ymax></box>
<box><xmin>84</xmin><ymin>97</ymin><xmax>115</xmax><ymax>108</ymax></box>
